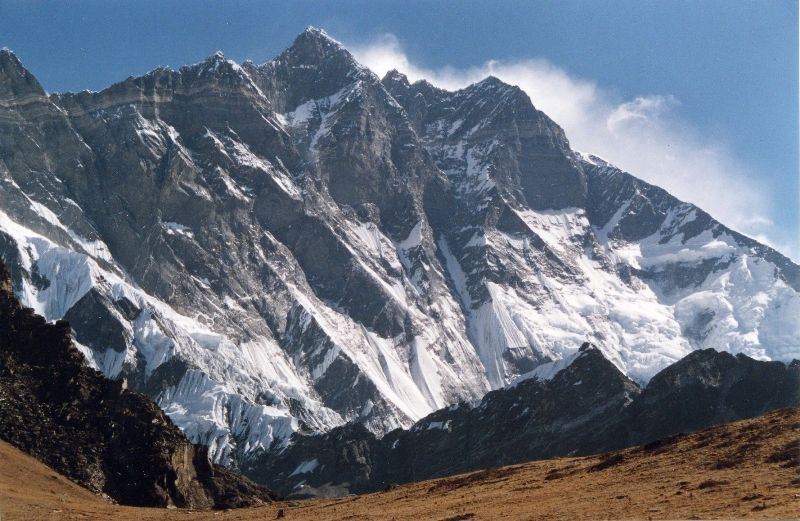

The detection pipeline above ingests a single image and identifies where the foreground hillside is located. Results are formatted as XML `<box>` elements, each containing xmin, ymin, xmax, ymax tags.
<box><xmin>2</xmin><ymin>407</ymin><xmax>797</xmax><ymax>520</ymax></box>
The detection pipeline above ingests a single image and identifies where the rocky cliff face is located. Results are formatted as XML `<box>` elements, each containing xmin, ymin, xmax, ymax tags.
<box><xmin>623</xmin><ymin>348</ymin><xmax>800</xmax><ymax>444</ymax></box>
<box><xmin>246</xmin><ymin>345</ymin><xmax>798</xmax><ymax>497</ymax></box>
<box><xmin>0</xmin><ymin>27</ymin><xmax>798</xmax><ymax>471</ymax></box>
<box><xmin>0</xmin><ymin>261</ymin><xmax>272</xmax><ymax>508</ymax></box>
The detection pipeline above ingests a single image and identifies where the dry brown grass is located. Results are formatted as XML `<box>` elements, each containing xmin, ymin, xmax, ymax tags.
<box><xmin>1</xmin><ymin>407</ymin><xmax>798</xmax><ymax>521</ymax></box>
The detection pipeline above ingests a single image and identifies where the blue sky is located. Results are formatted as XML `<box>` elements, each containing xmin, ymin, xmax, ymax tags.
<box><xmin>1</xmin><ymin>0</ymin><xmax>797</xmax><ymax>259</ymax></box>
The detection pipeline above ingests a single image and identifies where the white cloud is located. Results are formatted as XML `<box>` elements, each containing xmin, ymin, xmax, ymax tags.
<box><xmin>606</xmin><ymin>95</ymin><xmax>679</xmax><ymax>132</ymax></box>
<box><xmin>349</xmin><ymin>34</ymin><xmax>798</xmax><ymax>262</ymax></box>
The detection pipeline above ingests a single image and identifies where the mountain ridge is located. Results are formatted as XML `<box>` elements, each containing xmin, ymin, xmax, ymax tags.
<box><xmin>243</xmin><ymin>343</ymin><xmax>799</xmax><ymax>497</ymax></box>
<box><xmin>0</xmin><ymin>28</ymin><xmax>797</xmax><ymax>473</ymax></box>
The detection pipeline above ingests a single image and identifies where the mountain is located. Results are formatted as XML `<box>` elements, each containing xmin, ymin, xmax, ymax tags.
<box><xmin>0</xmin><ymin>27</ymin><xmax>798</xmax><ymax>472</ymax></box>
<box><xmin>623</xmin><ymin>347</ymin><xmax>800</xmax><ymax>443</ymax></box>
<box><xmin>0</xmin><ymin>260</ymin><xmax>272</xmax><ymax>508</ymax></box>
<box><xmin>245</xmin><ymin>345</ymin><xmax>799</xmax><ymax>497</ymax></box>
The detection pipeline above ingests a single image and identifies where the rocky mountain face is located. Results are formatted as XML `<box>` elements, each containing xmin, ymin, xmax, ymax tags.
<box><xmin>0</xmin><ymin>27</ymin><xmax>798</xmax><ymax>473</ymax></box>
<box><xmin>0</xmin><ymin>261</ymin><xmax>272</xmax><ymax>508</ymax></box>
<box><xmin>246</xmin><ymin>344</ymin><xmax>799</xmax><ymax>497</ymax></box>
<box><xmin>622</xmin><ymin>348</ymin><xmax>800</xmax><ymax>444</ymax></box>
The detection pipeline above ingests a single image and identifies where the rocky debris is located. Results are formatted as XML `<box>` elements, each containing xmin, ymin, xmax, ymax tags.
<box><xmin>247</xmin><ymin>344</ymin><xmax>799</xmax><ymax>497</ymax></box>
<box><xmin>0</xmin><ymin>261</ymin><xmax>273</xmax><ymax>508</ymax></box>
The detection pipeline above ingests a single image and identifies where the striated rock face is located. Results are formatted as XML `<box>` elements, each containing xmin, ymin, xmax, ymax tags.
<box><xmin>0</xmin><ymin>261</ymin><xmax>272</xmax><ymax>508</ymax></box>
<box><xmin>248</xmin><ymin>344</ymin><xmax>798</xmax><ymax>498</ymax></box>
<box><xmin>0</xmin><ymin>26</ymin><xmax>798</xmax><ymax>473</ymax></box>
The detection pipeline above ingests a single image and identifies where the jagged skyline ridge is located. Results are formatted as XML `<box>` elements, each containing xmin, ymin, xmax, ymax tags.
<box><xmin>349</xmin><ymin>34</ymin><xmax>798</xmax><ymax>262</ymax></box>
<box><xmin>4</xmin><ymin>24</ymin><xmax>794</xmax><ymax>262</ymax></box>
<box><xmin>3</xmin><ymin>2</ymin><xmax>796</xmax><ymax>260</ymax></box>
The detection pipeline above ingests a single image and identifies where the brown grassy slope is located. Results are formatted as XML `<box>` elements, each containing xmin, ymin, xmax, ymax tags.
<box><xmin>1</xmin><ymin>407</ymin><xmax>798</xmax><ymax>521</ymax></box>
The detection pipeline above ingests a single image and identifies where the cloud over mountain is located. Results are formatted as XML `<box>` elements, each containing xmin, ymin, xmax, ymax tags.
<box><xmin>351</xmin><ymin>33</ymin><xmax>796</xmax><ymax>261</ymax></box>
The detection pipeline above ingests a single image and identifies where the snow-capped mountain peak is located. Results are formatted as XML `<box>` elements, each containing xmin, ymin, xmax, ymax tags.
<box><xmin>0</xmin><ymin>29</ymin><xmax>797</xmax><ymax>470</ymax></box>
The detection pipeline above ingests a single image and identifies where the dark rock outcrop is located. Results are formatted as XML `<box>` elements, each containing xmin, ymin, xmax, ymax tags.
<box><xmin>0</xmin><ymin>261</ymin><xmax>273</xmax><ymax>508</ymax></box>
<box><xmin>247</xmin><ymin>344</ymin><xmax>799</xmax><ymax>498</ymax></box>
<box><xmin>621</xmin><ymin>349</ymin><xmax>800</xmax><ymax>444</ymax></box>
